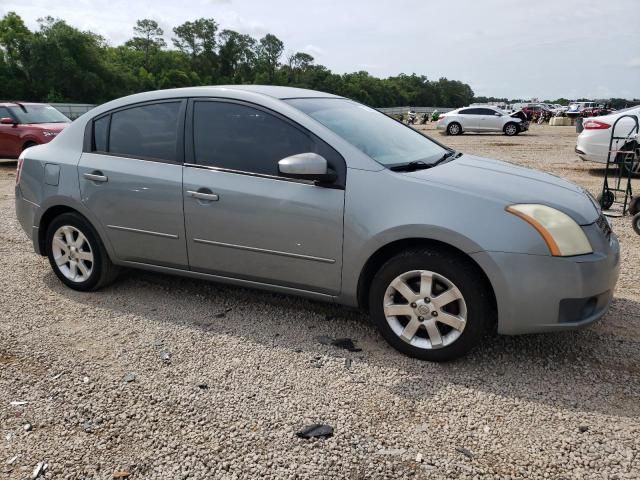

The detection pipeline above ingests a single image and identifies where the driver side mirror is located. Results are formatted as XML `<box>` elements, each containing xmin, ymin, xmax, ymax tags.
<box><xmin>278</xmin><ymin>152</ymin><xmax>337</xmax><ymax>184</ymax></box>
<box><xmin>0</xmin><ymin>117</ymin><xmax>16</xmax><ymax>125</ymax></box>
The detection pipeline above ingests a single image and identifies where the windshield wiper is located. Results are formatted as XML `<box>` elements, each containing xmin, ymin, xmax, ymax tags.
<box><xmin>389</xmin><ymin>150</ymin><xmax>462</xmax><ymax>172</ymax></box>
<box><xmin>389</xmin><ymin>160</ymin><xmax>432</xmax><ymax>172</ymax></box>
<box><xmin>432</xmin><ymin>150</ymin><xmax>462</xmax><ymax>166</ymax></box>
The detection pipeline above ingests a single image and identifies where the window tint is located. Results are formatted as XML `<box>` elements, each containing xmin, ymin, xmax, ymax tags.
<box><xmin>0</xmin><ymin>107</ymin><xmax>12</xmax><ymax>119</ymax></box>
<box><xmin>479</xmin><ymin>108</ymin><xmax>499</xmax><ymax>115</ymax></box>
<box><xmin>193</xmin><ymin>101</ymin><xmax>314</xmax><ymax>175</ymax></box>
<box><xmin>109</xmin><ymin>102</ymin><xmax>180</xmax><ymax>162</ymax></box>
<box><xmin>93</xmin><ymin>116</ymin><xmax>109</xmax><ymax>152</ymax></box>
<box><xmin>458</xmin><ymin>108</ymin><xmax>472</xmax><ymax>115</ymax></box>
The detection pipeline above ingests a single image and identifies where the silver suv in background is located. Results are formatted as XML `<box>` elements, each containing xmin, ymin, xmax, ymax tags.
<box><xmin>15</xmin><ymin>86</ymin><xmax>619</xmax><ymax>361</ymax></box>
<box><xmin>437</xmin><ymin>105</ymin><xmax>528</xmax><ymax>136</ymax></box>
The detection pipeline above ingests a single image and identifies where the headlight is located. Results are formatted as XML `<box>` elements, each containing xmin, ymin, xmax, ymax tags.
<box><xmin>43</xmin><ymin>131</ymin><xmax>57</xmax><ymax>137</ymax></box>
<box><xmin>506</xmin><ymin>204</ymin><xmax>592</xmax><ymax>256</ymax></box>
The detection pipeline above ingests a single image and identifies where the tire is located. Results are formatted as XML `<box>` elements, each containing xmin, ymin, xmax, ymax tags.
<box><xmin>447</xmin><ymin>122</ymin><xmax>462</xmax><ymax>136</ymax></box>
<box><xmin>629</xmin><ymin>196</ymin><xmax>640</xmax><ymax>216</ymax></box>
<box><xmin>633</xmin><ymin>213</ymin><xmax>640</xmax><ymax>235</ymax></box>
<box><xmin>45</xmin><ymin>212</ymin><xmax>119</xmax><ymax>291</ymax></box>
<box><xmin>368</xmin><ymin>248</ymin><xmax>493</xmax><ymax>361</ymax></box>
<box><xmin>598</xmin><ymin>190</ymin><xmax>614</xmax><ymax>210</ymax></box>
<box><xmin>504</xmin><ymin>123</ymin><xmax>518</xmax><ymax>136</ymax></box>
<box><xmin>22</xmin><ymin>141</ymin><xmax>37</xmax><ymax>152</ymax></box>
<box><xmin>616</xmin><ymin>144</ymin><xmax>639</xmax><ymax>177</ymax></box>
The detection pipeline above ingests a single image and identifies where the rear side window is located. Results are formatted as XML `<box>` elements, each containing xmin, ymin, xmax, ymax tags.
<box><xmin>106</xmin><ymin>102</ymin><xmax>181</xmax><ymax>162</ymax></box>
<box><xmin>193</xmin><ymin>101</ymin><xmax>313</xmax><ymax>176</ymax></box>
<box><xmin>93</xmin><ymin>115</ymin><xmax>109</xmax><ymax>152</ymax></box>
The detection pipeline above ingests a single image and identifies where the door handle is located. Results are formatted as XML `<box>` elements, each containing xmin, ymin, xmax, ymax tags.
<box><xmin>187</xmin><ymin>190</ymin><xmax>219</xmax><ymax>201</ymax></box>
<box><xmin>84</xmin><ymin>172</ymin><xmax>108</xmax><ymax>183</ymax></box>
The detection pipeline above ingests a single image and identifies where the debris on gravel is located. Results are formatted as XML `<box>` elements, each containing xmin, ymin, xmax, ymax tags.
<box><xmin>296</xmin><ymin>424</ymin><xmax>334</xmax><ymax>439</ymax></box>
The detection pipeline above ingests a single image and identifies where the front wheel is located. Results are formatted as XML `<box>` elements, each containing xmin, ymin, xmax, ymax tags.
<box><xmin>368</xmin><ymin>249</ymin><xmax>493</xmax><ymax>361</ymax></box>
<box><xmin>504</xmin><ymin>123</ymin><xmax>518</xmax><ymax>136</ymax></box>
<box><xmin>46</xmin><ymin>212</ymin><xmax>119</xmax><ymax>291</ymax></box>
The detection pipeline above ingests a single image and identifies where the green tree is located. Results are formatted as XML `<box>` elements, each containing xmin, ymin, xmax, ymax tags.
<box><xmin>125</xmin><ymin>19</ymin><xmax>166</xmax><ymax>67</ymax></box>
<box><xmin>256</xmin><ymin>34</ymin><xmax>283</xmax><ymax>83</ymax></box>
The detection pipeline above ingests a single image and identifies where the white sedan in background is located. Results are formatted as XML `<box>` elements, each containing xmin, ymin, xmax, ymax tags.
<box><xmin>576</xmin><ymin>106</ymin><xmax>640</xmax><ymax>174</ymax></box>
<box><xmin>437</xmin><ymin>106</ymin><xmax>528</xmax><ymax>136</ymax></box>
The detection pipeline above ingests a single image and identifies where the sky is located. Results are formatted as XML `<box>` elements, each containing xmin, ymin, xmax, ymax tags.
<box><xmin>1</xmin><ymin>0</ymin><xmax>639</xmax><ymax>100</ymax></box>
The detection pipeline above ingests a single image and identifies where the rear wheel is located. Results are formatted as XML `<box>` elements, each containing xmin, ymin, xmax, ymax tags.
<box><xmin>447</xmin><ymin>122</ymin><xmax>462</xmax><ymax>136</ymax></box>
<box><xmin>46</xmin><ymin>212</ymin><xmax>119</xmax><ymax>291</ymax></box>
<box><xmin>504</xmin><ymin>123</ymin><xmax>518</xmax><ymax>136</ymax></box>
<box><xmin>368</xmin><ymin>248</ymin><xmax>493</xmax><ymax>361</ymax></box>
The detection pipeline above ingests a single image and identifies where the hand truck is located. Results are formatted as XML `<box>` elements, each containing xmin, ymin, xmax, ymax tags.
<box><xmin>598</xmin><ymin>114</ymin><xmax>639</xmax><ymax>217</ymax></box>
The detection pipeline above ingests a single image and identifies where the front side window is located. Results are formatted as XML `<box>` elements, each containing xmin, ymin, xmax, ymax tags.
<box><xmin>285</xmin><ymin>98</ymin><xmax>446</xmax><ymax>167</ymax></box>
<box><xmin>193</xmin><ymin>101</ymin><xmax>315</xmax><ymax>176</ymax></box>
<box><xmin>0</xmin><ymin>107</ymin><xmax>13</xmax><ymax>119</ymax></box>
<box><xmin>479</xmin><ymin>108</ymin><xmax>499</xmax><ymax>116</ymax></box>
<box><xmin>107</xmin><ymin>102</ymin><xmax>181</xmax><ymax>162</ymax></box>
<box><xmin>9</xmin><ymin>104</ymin><xmax>70</xmax><ymax>124</ymax></box>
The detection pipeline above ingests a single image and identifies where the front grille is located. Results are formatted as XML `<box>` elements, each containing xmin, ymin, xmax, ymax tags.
<box><xmin>596</xmin><ymin>214</ymin><xmax>612</xmax><ymax>240</ymax></box>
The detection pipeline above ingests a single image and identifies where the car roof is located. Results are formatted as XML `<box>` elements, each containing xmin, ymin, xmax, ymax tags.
<box><xmin>168</xmin><ymin>85</ymin><xmax>342</xmax><ymax>100</ymax></box>
<box><xmin>0</xmin><ymin>101</ymin><xmax>48</xmax><ymax>107</ymax></box>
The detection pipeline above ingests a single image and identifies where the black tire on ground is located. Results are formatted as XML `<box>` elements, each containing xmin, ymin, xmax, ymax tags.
<box><xmin>629</xmin><ymin>196</ymin><xmax>640</xmax><ymax>216</ymax></box>
<box><xmin>616</xmin><ymin>142</ymin><xmax>639</xmax><ymax>177</ymax></box>
<box><xmin>633</xmin><ymin>213</ymin><xmax>640</xmax><ymax>235</ymax></box>
<box><xmin>504</xmin><ymin>122</ymin><xmax>518</xmax><ymax>136</ymax></box>
<box><xmin>598</xmin><ymin>190</ymin><xmax>615</xmax><ymax>210</ymax></box>
<box><xmin>368</xmin><ymin>248</ymin><xmax>493</xmax><ymax>362</ymax></box>
<box><xmin>45</xmin><ymin>212</ymin><xmax>119</xmax><ymax>291</ymax></box>
<box><xmin>447</xmin><ymin>122</ymin><xmax>462</xmax><ymax>136</ymax></box>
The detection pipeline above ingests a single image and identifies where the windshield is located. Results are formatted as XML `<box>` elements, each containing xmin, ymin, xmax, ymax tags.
<box><xmin>9</xmin><ymin>105</ymin><xmax>70</xmax><ymax>124</ymax></box>
<box><xmin>285</xmin><ymin>98</ymin><xmax>447</xmax><ymax>166</ymax></box>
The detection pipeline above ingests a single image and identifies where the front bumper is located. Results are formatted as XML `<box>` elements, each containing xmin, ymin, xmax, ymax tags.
<box><xmin>471</xmin><ymin>225</ymin><xmax>620</xmax><ymax>335</ymax></box>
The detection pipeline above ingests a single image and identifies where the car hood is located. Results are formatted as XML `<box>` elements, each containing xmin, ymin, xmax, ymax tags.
<box><xmin>405</xmin><ymin>155</ymin><xmax>599</xmax><ymax>225</ymax></box>
<box><xmin>24</xmin><ymin>123</ymin><xmax>69</xmax><ymax>131</ymax></box>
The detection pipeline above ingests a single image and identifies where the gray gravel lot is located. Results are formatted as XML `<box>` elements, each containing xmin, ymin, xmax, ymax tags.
<box><xmin>1</xmin><ymin>124</ymin><xmax>639</xmax><ymax>479</ymax></box>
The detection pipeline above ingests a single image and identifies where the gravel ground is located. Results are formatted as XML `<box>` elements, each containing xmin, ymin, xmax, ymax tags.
<box><xmin>1</xmin><ymin>124</ymin><xmax>639</xmax><ymax>479</ymax></box>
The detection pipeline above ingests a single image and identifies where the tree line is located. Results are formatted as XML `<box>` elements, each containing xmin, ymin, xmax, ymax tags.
<box><xmin>0</xmin><ymin>12</ymin><xmax>474</xmax><ymax>107</ymax></box>
<box><xmin>0</xmin><ymin>12</ymin><xmax>636</xmax><ymax>110</ymax></box>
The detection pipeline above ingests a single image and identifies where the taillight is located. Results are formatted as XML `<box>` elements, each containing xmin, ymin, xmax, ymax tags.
<box><xmin>16</xmin><ymin>156</ymin><xmax>24</xmax><ymax>185</ymax></box>
<box><xmin>583</xmin><ymin>120</ymin><xmax>611</xmax><ymax>130</ymax></box>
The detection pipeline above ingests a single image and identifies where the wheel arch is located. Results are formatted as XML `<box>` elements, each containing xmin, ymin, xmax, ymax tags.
<box><xmin>37</xmin><ymin>202</ymin><xmax>113</xmax><ymax>259</ymax></box>
<box><xmin>356</xmin><ymin>237</ymin><xmax>497</xmax><ymax>323</ymax></box>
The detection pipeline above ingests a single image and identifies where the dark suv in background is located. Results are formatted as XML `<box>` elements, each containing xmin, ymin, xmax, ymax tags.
<box><xmin>0</xmin><ymin>102</ymin><xmax>71</xmax><ymax>158</ymax></box>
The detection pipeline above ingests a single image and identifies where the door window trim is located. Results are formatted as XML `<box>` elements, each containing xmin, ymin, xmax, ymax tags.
<box><xmin>83</xmin><ymin>98</ymin><xmax>187</xmax><ymax>165</ymax></box>
<box><xmin>185</xmin><ymin>97</ymin><xmax>346</xmax><ymax>189</ymax></box>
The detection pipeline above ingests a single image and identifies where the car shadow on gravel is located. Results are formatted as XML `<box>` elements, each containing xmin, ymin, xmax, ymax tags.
<box><xmin>44</xmin><ymin>268</ymin><xmax>640</xmax><ymax>418</ymax></box>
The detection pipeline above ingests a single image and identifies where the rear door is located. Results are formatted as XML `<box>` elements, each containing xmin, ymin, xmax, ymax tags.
<box><xmin>77</xmin><ymin>100</ymin><xmax>189</xmax><ymax>268</ymax></box>
<box><xmin>182</xmin><ymin>99</ymin><xmax>345</xmax><ymax>294</ymax></box>
<box><xmin>457</xmin><ymin>108</ymin><xmax>480</xmax><ymax>130</ymax></box>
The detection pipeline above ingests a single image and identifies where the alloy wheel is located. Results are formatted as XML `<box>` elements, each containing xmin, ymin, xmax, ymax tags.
<box><xmin>51</xmin><ymin>225</ymin><xmax>94</xmax><ymax>283</ymax></box>
<box><xmin>505</xmin><ymin>124</ymin><xmax>517</xmax><ymax>135</ymax></box>
<box><xmin>383</xmin><ymin>270</ymin><xmax>467</xmax><ymax>349</ymax></box>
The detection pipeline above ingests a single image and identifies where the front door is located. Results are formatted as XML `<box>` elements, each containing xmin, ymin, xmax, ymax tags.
<box><xmin>78</xmin><ymin>100</ymin><xmax>188</xmax><ymax>268</ymax></box>
<box><xmin>0</xmin><ymin>106</ymin><xmax>18</xmax><ymax>158</ymax></box>
<box><xmin>183</xmin><ymin>99</ymin><xmax>345</xmax><ymax>294</ymax></box>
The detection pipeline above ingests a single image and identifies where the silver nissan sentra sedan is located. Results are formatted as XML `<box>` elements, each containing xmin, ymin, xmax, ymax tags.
<box><xmin>14</xmin><ymin>86</ymin><xmax>620</xmax><ymax>361</ymax></box>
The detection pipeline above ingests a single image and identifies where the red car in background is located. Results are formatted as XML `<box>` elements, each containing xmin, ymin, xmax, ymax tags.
<box><xmin>0</xmin><ymin>102</ymin><xmax>71</xmax><ymax>159</ymax></box>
